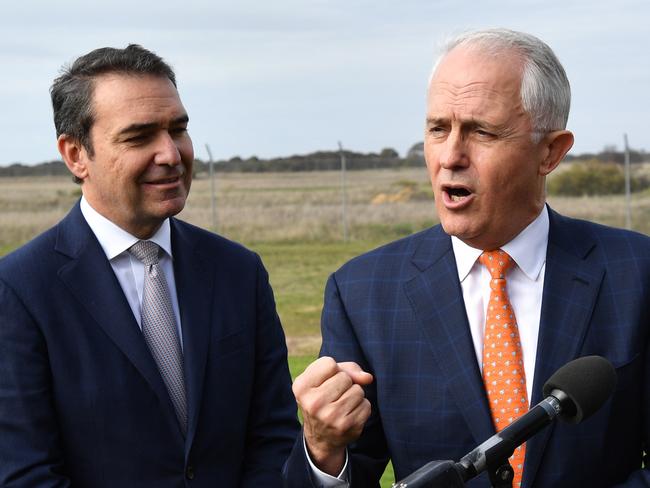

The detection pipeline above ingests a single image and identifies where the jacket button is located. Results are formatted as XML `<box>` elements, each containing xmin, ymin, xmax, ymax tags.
<box><xmin>186</xmin><ymin>465</ymin><xmax>195</xmax><ymax>480</ymax></box>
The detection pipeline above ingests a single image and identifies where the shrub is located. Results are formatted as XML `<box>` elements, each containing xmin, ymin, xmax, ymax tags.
<box><xmin>548</xmin><ymin>160</ymin><xmax>650</xmax><ymax>196</ymax></box>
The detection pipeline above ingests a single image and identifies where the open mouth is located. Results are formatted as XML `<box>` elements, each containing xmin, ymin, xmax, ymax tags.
<box><xmin>445</xmin><ymin>186</ymin><xmax>472</xmax><ymax>202</ymax></box>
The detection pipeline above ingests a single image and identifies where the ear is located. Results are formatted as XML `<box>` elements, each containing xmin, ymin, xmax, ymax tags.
<box><xmin>57</xmin><ymin>134</ymin><xmax>90</xmax><ymax>181</ymax></box>
<box><xmin>538</xmin><ymin>130</ymin><xmax>574</xmax><ymax>176</ymax></box>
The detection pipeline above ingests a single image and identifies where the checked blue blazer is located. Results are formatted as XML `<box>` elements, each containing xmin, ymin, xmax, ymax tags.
<box><xmin>284</xmin><ymin>207</ymin><xmax>650</xmax><ymax>487</ymax></box>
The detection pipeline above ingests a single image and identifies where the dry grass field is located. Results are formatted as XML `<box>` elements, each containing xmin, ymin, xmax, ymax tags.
<box><xmin>4</xmin><ymin>166</ymin><xmax>649</xmax><ymax>248</ymax></box>
<box><xmin>0</xmin><ymin>169</ymin><xmax>436</xmax><ymax>250</ymax></box>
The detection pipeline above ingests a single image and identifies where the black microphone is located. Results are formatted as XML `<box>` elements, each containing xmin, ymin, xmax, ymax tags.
<box><xmin>393</xmin><ymin>355</ymin><xmax>616</xmax><ymax>488</ymax></box>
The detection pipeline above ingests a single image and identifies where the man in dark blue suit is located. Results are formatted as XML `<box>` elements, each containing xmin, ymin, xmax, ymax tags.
<box><xmin>0</xmin><ymin>44</ymin><xmax>299</xmax><ymax>486</ymax></box>
<box><xmin>285</xmin><ymin>29</ymin><xmax>649</xmax><ymax>487</ymax></box>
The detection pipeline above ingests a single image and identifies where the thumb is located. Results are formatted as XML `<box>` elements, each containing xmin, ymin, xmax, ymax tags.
<box><xmin>338</xmin><ymin>361</ymin><xmax>374</xmax><ymax>385</ymax></box>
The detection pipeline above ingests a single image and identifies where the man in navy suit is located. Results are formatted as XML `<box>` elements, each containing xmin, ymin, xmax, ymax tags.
<box><xmin>0</xmin><ymin>44</ymin><xmax>299</xmax><ymax>486</ymax></box>
<box><xmin>284</xmin><ymin>29</ymin><xmax>649</xmax><ymax>487</ymax></box>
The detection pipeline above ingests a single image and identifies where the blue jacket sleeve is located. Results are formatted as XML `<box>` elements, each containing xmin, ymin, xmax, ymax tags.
<box><xmin>240</xmin><ymin>255</ymin><xmax>301</xmax><ymax>487</ymax></box>
<box><xmin>0</xmin><ymin>279</ymin><xmax>71</xmax><ymax>487</ymax></box>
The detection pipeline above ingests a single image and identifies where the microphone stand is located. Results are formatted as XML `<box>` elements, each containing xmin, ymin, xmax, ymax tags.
<box><xmin>392</xmin><ymin>456</ymin><xmax>514</xmax><ymax>488</ymax></box>
<box><xmin>485</xmin><ymin>461</ymin><xmax>514</xmax><ymax>488</ymax></box>
<box><xmin>391</xmin><ymin>460</ymin><xmax>465</xmax><ymax>488</ymax></box>
<box><xmin>455</xmin><ymin>437</ymin><xmax>517</xmax><ymax>488</ymax></box>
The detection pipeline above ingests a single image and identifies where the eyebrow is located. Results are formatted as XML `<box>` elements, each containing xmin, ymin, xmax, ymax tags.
<box><xmin>117</xmin><ymin>114</ymin><xmax>189</xmax><ymax>137</ymax></box>
<box><xmin>426</xmin><ymin>117</ymin><xmax>447</xmax><ymax>126</ymax></box>
<box><xmin>426</xmin><ymin>116</ymin><xmax>502</xmax><ymax>132</ymax></box>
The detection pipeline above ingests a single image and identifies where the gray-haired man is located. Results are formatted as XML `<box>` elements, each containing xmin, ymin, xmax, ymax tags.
<box><xmin>284</xmin><ymin>29</ymin><xmax>649</xmax><ymax>487</ymax></box>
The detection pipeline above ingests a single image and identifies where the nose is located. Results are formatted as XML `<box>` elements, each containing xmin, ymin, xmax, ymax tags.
<box><xmin>154</xmin><ymin>132</ymin><xmax>182</xmax><ymax>166</ymax></box>
<box><xmin>439</xmin><ymin>130</ymin><xmax>469</xmax><ymax>170</ymax></box>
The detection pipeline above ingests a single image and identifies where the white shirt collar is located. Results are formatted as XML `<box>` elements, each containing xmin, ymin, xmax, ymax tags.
<box><xmin>451</xmin><ymin>205</ymin><xmax>549</xmax><ymax>282</ymax></box>
<box><xmin>80</xmin><ymin>196</ymin><xmax>173</xmax><ymax>261</ymax></box>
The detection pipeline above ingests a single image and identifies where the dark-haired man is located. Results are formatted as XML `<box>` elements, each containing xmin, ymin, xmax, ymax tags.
<box><xmin>0</xmin><ymin>44</ymin><xmax>299</xmax><ymax>487</ymax></box>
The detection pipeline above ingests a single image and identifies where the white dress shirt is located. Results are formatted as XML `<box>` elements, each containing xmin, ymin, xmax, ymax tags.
<box><xmin>308</xmin><ymin>207</ymin><xmax>550</xmax><ymax>486</ymax></box>
<box><xmin>79</xmin><ymin>197</ymin><xmax>183</xmax><ymax>346</ymax></box>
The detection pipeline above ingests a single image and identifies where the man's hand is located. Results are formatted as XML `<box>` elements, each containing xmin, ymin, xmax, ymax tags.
<box><xmin>292</xmin><ymin>356</ymin><xmax>374</xmax><ymax>476</ymax></box>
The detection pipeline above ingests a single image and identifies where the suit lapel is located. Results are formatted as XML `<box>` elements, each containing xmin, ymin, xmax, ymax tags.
<box><xmin>523</xmin><ymin>208</ymin><xmax>604</xmax><ymax>487</ymax></box>
<box><xmin>55</xmin><ymin>204</ymin><xmax>181</xmax><ymax>435</ymax></box>
<box><xmin>404</xmin><ymin>227</ymin><xmax>495</xmax><ymax>446</ymax></box>
<box><xmin>170</xmin><ymin>220</ymin><xmax>213</xmax><ymax>453</ymax></box>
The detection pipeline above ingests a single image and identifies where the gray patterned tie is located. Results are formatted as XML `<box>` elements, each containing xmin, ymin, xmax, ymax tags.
<box><xmin>129</xmin><ymin>240</ymin><xmax>187</xmax><ymax>435</ymax></box>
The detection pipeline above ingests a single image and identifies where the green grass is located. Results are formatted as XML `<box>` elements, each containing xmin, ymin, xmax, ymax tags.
<box><xmin>288</xmin><ymin>355</ymin><xmax>316</xmax><ymax>381</ymax></box>
<box><xmin>0</xmin><ymin>245</ymin><xmax>16</xmax><ymax>257</ymax></box>
<box><xmin>288</xmin><ymin>355</ymin><xmax>395</xmax><ymax>487</ymax></box>
<box><xmin>251</xmin><ymin>240</ymin><xmax>384</xmax><ymax>342</ymax></box>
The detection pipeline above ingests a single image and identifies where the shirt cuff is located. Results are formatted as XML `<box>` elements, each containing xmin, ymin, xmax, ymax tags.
<box><xmin>303</xmin><ymin>434</ymin><xmax>350</xmax><ymax>487</ymax></box>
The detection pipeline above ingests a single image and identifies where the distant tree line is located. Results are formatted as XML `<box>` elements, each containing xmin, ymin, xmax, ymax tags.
<box><xmin>196</xmin><ymin>147</ymin><xmax>416</xmax><ymax>173</ymax></box>
<box><xmin>563</xmin><ymin>147</ymin><xmax>648</xmax><ymax>164</ymax></box>
<box><xmin>0</xmin><ymin>144</ymin><xmax>647</xmax><ymax>177</ymax></box>
<box><xmin>0</xmin><ymin>160</ymin><xmax>72</xmax><ymax>177</ymax></box>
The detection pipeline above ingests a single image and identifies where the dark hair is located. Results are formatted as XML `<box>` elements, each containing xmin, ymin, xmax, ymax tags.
<box><xmin>50</xmin><ymin>44</ymin><xmax>176</xmax><ymax>161</ymax></box>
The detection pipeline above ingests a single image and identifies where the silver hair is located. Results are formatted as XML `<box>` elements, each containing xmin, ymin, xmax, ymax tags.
<box><xmin>430</xmin><ymin>28</ymin><xmax>571</xmax><ymax>141</ymax></box>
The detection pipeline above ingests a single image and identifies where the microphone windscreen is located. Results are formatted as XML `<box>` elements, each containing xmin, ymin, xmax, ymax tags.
<box><xmin>542</xmin><ymin>355</ymin><xmax>616</xmax><ymax>424</ymax></box>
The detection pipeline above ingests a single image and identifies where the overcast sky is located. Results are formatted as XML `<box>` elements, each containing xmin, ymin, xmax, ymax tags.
<box><xmin>2</xmin><ymin>0</ymin><xmax>648</xmax><ymax>165</ymax></box>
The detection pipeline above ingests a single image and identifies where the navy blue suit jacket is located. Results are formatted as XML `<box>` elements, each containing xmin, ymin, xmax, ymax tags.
<box><xmin>284</xmin><ymin>208</ymin><xmax>649</xmax><ymax>487</ymax></box>
<box><xmin>0</xmin><ymin>203</ymin><xmax>299</xmax><ymax>487</ymax></box>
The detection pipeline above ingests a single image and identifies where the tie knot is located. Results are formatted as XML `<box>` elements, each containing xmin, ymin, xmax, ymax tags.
<box><xmin>129</xmin><ymin>240</ymin><xmax>161</xmax><ymax>266</ymax></box>
<box><xmin>479</xmin><ymin>249</ymin><xmax>513</xmax><ymax>279</ymax></box>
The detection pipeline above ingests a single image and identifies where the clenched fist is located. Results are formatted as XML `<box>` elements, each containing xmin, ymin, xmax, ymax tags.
<box><xmin>292</xmin><ymin>356</ymin><xmax>374</xmax><ymax>476</ymax></box>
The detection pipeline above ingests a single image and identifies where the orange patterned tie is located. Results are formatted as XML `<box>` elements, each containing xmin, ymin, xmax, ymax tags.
<box><xmin>480</xmin><ymin>249</ymin><xmax>528</xmax><ymax>487</ymax></box>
